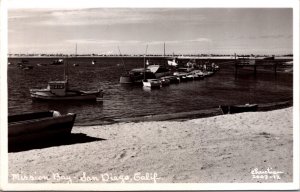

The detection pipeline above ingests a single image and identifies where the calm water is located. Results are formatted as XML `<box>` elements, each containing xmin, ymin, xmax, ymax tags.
<box><xmin>8</xmin><ymin>57</ymin><xmax>293</xmax><ymax>125</ymax></box>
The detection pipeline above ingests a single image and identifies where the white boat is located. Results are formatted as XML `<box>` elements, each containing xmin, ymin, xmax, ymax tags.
<box><xmin>142</xmin><ymin>79</ymin><xmax>161</xmax><ymax>88</ymax></box>
<box><xmin>30</xmin><ymin>80</ymin><xmax>103</xmax><ymax>101</ymax></box>
<box><xmin>167</xmin><ymin>59</ymin><xmax>178</xmax><ymax>67</ymax></box>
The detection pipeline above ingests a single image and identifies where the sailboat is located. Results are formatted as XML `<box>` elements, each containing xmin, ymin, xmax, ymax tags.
<box><xmin>30</xmin><ymin>56</ymin><xmax>103</xmax><ymax>101</ymax></box>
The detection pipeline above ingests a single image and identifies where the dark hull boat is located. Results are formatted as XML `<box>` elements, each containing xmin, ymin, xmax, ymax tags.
<box><xmin>119</xmin><ymin>68</ymin><xmax>156</xmax><ymax>84</ymax></box>
<box><xmin>8</xmin><ymin>111</ymin><xmax>76</xmax><ymax>146</ymax></box>
<box><xmin>220</xmin><ymin>104</ymin><xmax>258</xmax><ymax>114</ymax></box>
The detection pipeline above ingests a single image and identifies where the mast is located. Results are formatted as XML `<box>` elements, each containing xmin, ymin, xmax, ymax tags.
<box><xmin>75</xmin><ymin>43</ymin><xmax>77</xmax><ymax>56</ymax></box>
<box><xmin>144</xmin><ymin>45</ymin><xmax>148</xmax><ymax>80</ymax></box>
<box><xmin>118</xmin><ymin>46</ymin><xmax>126</xmax><ymax>72</ymax></box>
<box><xmin>64</xmin><ymin>55</ymin><xmax>69</xmax><ymax>82</ymax></box>
<box><xmin>163</xmin><ymin>42</ymin><xmax>165</xmax><ymax>57</ymax></box>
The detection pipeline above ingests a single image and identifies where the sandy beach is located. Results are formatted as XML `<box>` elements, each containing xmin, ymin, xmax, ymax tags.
<box><xmin>8</xmin><ymin>107</ymin><xmax>293</xmax><ymax>183</ymax></box>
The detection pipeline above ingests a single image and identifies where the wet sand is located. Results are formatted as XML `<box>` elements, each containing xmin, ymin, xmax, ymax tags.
<box><xmin>8</xmin><ymin>107</ymin><xmax>293</xmax><ymax>183</ymax></box>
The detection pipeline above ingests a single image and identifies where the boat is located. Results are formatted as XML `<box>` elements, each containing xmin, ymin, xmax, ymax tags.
<box><xmin>37</xmin><ymin>63</ymin><xmax>47</xmax><ymax>67</ymax></box>
<box><xmin>119</xmin><ymin>68</ymin><xmax>156</xmax><ymax>84</ymax></box>
<box><xmin>18</xmin><ymin>63</ymin><xmax>33</xmax><ymax>70</ymax></box>
<box><xmin>192</xmin><ymin>70</ymin><xmax>204</xmax><ymax>79</ymax></box>
<box><xmin>160</xmin><ymin>77</ymin><xmax>170</xmax><ymax>86</ymax></box>
<box><xmin>30</xmin><ymin>58</ymin><xmax>103</xmax><ymax>101</ymax></box>
<box><xmin>160</xmin><ymin>75</ymin><xmax>180</xmax><ymax>84</ymax></box>
<box><xmin>8</xmin><ymin>110</ymin><xmax>76</xmax><ymax>146</ymax></box>
<box><xmin>30</xmin><ymin>80</ymin><xmax>103</xmax><ymax>101</ymax></box>
<box><xmin>51</xmin><ymin>59</ymin><xmax>64</xmax><ymax>65</ymax></box>
<box><xmin>142</xmin><ymin>79</ymin><xmax>162</xmax><ymax>88</ymax></box>
<box><xmin>162</xmin><ymin>75</ymin><xmax>180</xmax><ymax>84</ymax></box>
<box><xmin>167</xmin><ymin>58</ymin><xmax>178</xmax><ymax>67</ymax></box>
<box><xmin>147</xmin><ymin>64</ymin><xmax>171</xmax><ymax>78</ymax></box>
<box><xmin>219</xmin><ymin>104</ymin><xmax>258</xmax><ymax>114</ymax></box>
<box><xmin>73</xmin><ymin>63</ymin><xmax>79</xmax><ymax>67</ymax></box>
<box><xmin>173</xmin><ymin>72</ymin><xmax>188</xmax><ymax>82</ymax></box>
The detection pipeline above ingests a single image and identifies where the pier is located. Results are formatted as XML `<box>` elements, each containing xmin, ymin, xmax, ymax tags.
<box><xmin>233</xmin><ymin>55</ymin><xmax>293</xmax><ymax>77</ymax></box>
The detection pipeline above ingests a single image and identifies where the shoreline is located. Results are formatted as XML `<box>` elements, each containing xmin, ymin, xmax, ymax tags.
<box><xmin>9</xmin><ymin>107</ymin><xmax>293</xmax><ymax>183</ymax></box>
<box><xmin>77</xmin><ymin>100</ymin><xmax>292</xmax><ymax>126</ymax></box>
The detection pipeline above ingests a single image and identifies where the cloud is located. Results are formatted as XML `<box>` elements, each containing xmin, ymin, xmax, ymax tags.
<box><xmin>65</xmin><ymin>38</ymin><xmax>211</xmax><ymax>46</ymax></box>
<box><xmin>9</xmin><ymin>8</ymin><xmax>206</xmax><ymax>27</ymax></box>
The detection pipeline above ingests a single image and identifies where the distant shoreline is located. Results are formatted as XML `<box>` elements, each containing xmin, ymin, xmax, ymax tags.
<box><xmin>7</xmin><ymin>55</ymin><xmax>293</xmax><ymax>60</ymax></box>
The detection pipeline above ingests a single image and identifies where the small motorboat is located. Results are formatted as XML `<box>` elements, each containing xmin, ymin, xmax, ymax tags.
<box><xmin>167</xmin><ymin>59</ymin><xmax>178</xmax><ymax>67</ymax></box>
<box><xmin>37</xmin><ymin>63</ymin><xmax>47</xmax><ymax>67</ymax></box>
<box><xmin>142</xmin><ymin>79</ymin><xmax>161</xmax><ymax>88</ymax></box>
<box><xmin>51</xmin><ymin>59</ymin><xmax>64</xmax><ymax>65</ymax></box>
<box><xmin>192</xmin><ymin>70</ymin><xmax>204</xmax><ymax>80</ymax></box>
<box><xmin>30</xmin><ymin>79</ymin><xmax>103</xmax><ymax>101</ymax></box>
<box><xmin>219</xmin><ymin>104</ymin><xmax>258</xmax><ymax>114</ymax></box>
<box><xmin>8</xmin><ymin>110</ymin><xmax>76</xmax><ymax>146</ymax></box>
<box><xmin>18</xmin><ymin>64</ymin><xmax>33</xmax><ymax>70</ymax></box>
<box><xmin>162</xmin><ymin>76</ymin><xmax>180</xmax><ymax>84</ymax></box>
<box><xmin>173</xmin><ymin>72</ymin><xmax>188</xmax><ymax>82</ymax></box>
<box><xmin>160</xmin><ymin>77</ymin><xmax>170</xmax><ymax>86</ymax></box>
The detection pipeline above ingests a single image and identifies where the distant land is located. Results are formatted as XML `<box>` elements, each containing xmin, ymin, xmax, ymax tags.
<box><xmin>7</xmin><ymin>53</ymin><xmax>293</xmax><ymax>60</ymax></box>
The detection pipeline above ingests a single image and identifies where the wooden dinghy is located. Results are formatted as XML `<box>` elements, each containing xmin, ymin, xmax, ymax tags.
<box><xmin>8</xmin><ymin>111</ymin><xmax>76</xmax><ymax>146</ymax></box>
<box><xmin>219</xmin><ymin>104</ymin><xmax>258</xmax><ymax>114</ymax></box>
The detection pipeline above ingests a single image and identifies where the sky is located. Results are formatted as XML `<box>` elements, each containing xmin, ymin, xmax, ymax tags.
<box><xmin>8</xmin><ymin>8</ymin><xmax>293</xmax><ymax>55</ymax></box>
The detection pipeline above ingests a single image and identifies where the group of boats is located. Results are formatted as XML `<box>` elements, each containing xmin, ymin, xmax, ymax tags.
<box><xmin>120</xmin><ymin>59</ymin><xmax>219</xmax><ymax>89</ymax></box>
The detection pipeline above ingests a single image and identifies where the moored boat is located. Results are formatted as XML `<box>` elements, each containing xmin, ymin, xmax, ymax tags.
<box><xmin>51</xmin><ymin>59</ymin><xmax>64</xmax><ymax>65</ymax></box>
<box><xmin>160</xmin><ymin>77</ymin><xmax>170</xmax><ymax>86</ymax></box>
<box><xmin>147</xmin><ymin>64</ymin><xmax>171</xmax><ymax>78</ymax></box>
<box><xmin>119</xmin><ymin>68</ymin><xmax>156</xmax><ymax>84</ymax></box>
<box><xmin>142</xmin><ymin>79</ymin><xmax>162</xmax><ymax>88</ymax></box>
<box><xmin>162</xmin><ymin>75</ymin><xmax>180</xmax><ymax>84</ymax></box>
<box><xmin>219</xmin><ymin>104</ymin><xmax>258</xmax><ymax>114</ymax></box>
<box><xmin>8</xmin><ymin>110</ymin><xmax>76</xmax><ymax>146</ymax></box>
<box><xmin>30</xmin><ymin>80</ymin><xmax>103</xmax><ymax>101</ymax></box>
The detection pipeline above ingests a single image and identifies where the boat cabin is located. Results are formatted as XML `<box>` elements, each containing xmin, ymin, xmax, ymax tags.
<box><xmin>48</xmin><ymin>80</ymin><xmax>68</xmax><ymax>96</ymax></box>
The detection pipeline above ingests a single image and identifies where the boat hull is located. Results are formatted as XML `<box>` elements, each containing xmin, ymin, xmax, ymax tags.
<box><xmin>8</xmin><ymin>111</ymin><xmax>76</xmax><ymax>146</ymax></box>
<box><xmin>220</xmin><ymin>104</ymin><xmax>258</xmax><ymax>114</ymax></box>
<box><xmin>30</xmin><ymin>90</ymin><xmax>103</xmax><ymax>101</ymax></box>
<box><xmin>142</xmin><ymin>79</ymin><xmax>161</xmax><ymax>88</ymax></box>
<box><xmin>120</xmin><ymin>75</ymin><xmax>133</xmax><ymax>84</ymax></box>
